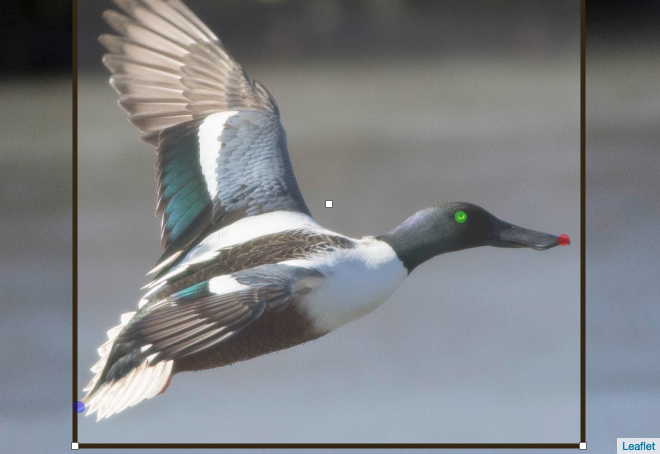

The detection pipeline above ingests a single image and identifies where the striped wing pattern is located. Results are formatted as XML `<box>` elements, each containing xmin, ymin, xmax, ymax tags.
<box><xmin>85</xmin><ymin>0</ymin><xmax>323</xmax><ymax>421</ymax></box>
<box><xmin>83</xmin><ymin>264</ymin><xmax>322</xmax><ymax>420</ymax></box>
<box><xmin>149</xmin><ymin>228</ymin><xmax>354</xmax><ymax>287</ymax></box>
<box><xmin>100</xmin><ymin>0</ymin><xmax>310</xmax><ymax>264</ymax></box>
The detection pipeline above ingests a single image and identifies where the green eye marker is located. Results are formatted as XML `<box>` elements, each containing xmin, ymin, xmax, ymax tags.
<box><xmin>455</xmin><ymin>211</ymin><xmax>467</xmax><ymax>223</ymax></box>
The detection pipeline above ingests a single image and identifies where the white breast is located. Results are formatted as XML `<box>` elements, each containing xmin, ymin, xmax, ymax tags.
<box><xmin>283</xmin><ymin>237</ymin><xmax>407</xmax><ymax>333</ymax></box>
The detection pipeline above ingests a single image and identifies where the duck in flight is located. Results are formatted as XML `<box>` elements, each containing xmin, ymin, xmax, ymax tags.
<box><xmin>82</xmin><ymin>0</ymin><xmax>569</xmax><ymax>420</ymax></box>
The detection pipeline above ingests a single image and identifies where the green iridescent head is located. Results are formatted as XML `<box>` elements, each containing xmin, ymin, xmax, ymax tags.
<box><xmin>380</xmin><ymin>202</ymin><xmax>562</xmax><ymax>272</ymax></box>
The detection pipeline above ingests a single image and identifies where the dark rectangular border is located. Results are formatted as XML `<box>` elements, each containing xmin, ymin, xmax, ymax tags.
<box><xmin>72</xmin><ymin>0</ymin><xmax>79</xmax><ymax>444</ymax></box>
<box><xmin>580</xmin><ymin>0</ymin><xmax>587</xmax><ymax>444</ymax></box>
<box><xmin>72</xmin><ymin>0</ymin><xmax>586</xmax><ymax>448</ymax></box>
<box><xmin>80</xmin><ymin>443</ymin><xmax>579</xmax><ymax>449</ymax></box>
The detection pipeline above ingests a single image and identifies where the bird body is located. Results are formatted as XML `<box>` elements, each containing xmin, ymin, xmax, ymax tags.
<box><xmin>82</xmin><ymin>0</ymin><xmax>567</xmax><ymax>421</ymax></box>
<box><xmin>84</xmin><ymin>210</ymin><xmax>407</xmax><ymax>419</ymax></box>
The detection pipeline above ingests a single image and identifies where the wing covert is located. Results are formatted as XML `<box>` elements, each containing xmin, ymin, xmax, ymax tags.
<box><xmin>99</xmin><ymin>0</ymin><xmax>310</xmax><ymax>266</ymax></box>
<box><xmin>95</xmin><ymin>264</ymin><xmax>320</xmax><ymax>387</ymax></box>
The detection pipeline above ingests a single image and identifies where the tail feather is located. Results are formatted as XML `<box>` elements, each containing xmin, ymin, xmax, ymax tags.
<box><xmin>81</xmin><ymin>311</ymin><xmax>174</xmax><ymax>421</ymax></box>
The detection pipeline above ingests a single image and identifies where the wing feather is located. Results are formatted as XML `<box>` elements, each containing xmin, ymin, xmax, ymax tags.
<box><xmin>81</xmin><ymin>264</ymin><xmax>321</xmax><ymax>420</ymax></box>
<box><xmin>100</xmin><ymin>0</ymin><xmax>310</xmax><ymax>271</ymax></box>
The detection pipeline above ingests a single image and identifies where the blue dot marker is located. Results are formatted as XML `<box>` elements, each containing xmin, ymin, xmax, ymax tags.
<box><xmin>74</xmin><ymin>401</ymin><xmax>85</xmax><ymax>413</ymax></box>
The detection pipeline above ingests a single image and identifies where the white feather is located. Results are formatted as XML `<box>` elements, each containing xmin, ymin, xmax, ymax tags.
<box><xmin>120</xmin><ymin>311</ymin><xmax>136</xmax><ymax>325</ymax></box>
<box><xmin>142</xmin><ymin>211</ymin><xmax>332</xmax><ymax>291</ymax></box>
<box><xmin>198</xmin><ymin>110</ymin><xmax>239</xmax><ymax>197</ymax></box>
<box><xmin>208</xmin><ymin>275</ymin><xmax>248</xmax><ymax>295</ymax></box>
<box><xmin>285</xmin><ymin>237</ymin><xmax>407</xmax><ymax>333</ymax></box>
<box><xmin>106</xmin><ymin>325</ymin><xmax>122</xmax><ymax>341</ymax></box>
<box><xmin>83</xmin><ymin>358</ymin><xmax>173</xmax><ymax>421</ymax></box>
<box><xmin>146</xmin><ymin>250</ymin><xmax>182</xmax><ymax>275</ymax></box>
<box><xmin>177</xmin><ymin>211</ymin><xmax>331</xmax><ymax>264</ymax></box>
<box><xmin>81</xmin><ymin>306</ymin><xmax>174</xmax><ymax>420</ymax></box>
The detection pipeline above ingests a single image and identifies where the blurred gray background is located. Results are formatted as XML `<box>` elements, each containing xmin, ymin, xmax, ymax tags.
<box><xmin>6</xmin><ymin>0</ymin><xmax>658</xmax><ymax>452</ymax></box>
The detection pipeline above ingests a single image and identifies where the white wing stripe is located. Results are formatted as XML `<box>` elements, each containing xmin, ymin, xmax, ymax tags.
<box><xmin>208</xmin><ymin>275</ymin><xmax>248</xmax><ymax>295</ymax></box>
<box><xmin>198</xmin><ymin>110</ymin><xmax>239</xmax><ymax>198</ymax></box>
<box><xmin>142</xmin><ymin>211</ymin><xmax>330</xmax><ymax>289</ymax></box>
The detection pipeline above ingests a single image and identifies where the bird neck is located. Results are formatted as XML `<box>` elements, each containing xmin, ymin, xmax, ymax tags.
<box><xmin>376</xmin><ymin>209</ymin><xmax>454</xmax><ymax>273</ymax></box>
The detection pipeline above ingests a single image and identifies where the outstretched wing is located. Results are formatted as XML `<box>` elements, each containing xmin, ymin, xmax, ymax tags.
<box><xmin>82</xmin><ymin>264</ymin><xmax>321</xmax><ymax>420</ymax></box>
<box><xmin>100</xmin><ymin>0</ymin><xmax>310</xmax><ymax>266</ymax></box>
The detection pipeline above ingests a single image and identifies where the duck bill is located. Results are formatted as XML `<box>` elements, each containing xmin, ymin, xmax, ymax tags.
<box><xmin>489</xmin><ymin>220</ymin><xmax>562</xmax><ymax>251</ymax></box>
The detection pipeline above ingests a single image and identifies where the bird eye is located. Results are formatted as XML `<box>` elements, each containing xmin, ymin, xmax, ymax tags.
<box><xmin>455</xmin><ymin>211</ymin><xmax>467</xmax><ymax>223</ymax></box>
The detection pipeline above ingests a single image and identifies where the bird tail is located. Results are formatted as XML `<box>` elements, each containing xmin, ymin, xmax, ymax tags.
<box><xmin>81</xmin><ymin>311</ymin><xmax>173</xmax><ymax>421</ymax></box>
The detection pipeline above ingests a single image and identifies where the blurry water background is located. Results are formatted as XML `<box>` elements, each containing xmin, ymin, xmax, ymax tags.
<box><xmin>1</xmin><ymin>0</ymin><xmax>657</xmax><ymax>452</ymax></box>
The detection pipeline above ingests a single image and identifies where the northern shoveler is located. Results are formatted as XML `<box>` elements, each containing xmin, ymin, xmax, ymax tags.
<box><xmin>82</xmin><ymin>0</ymin><xmax>568</xmax><ymax>420</ymax></box>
